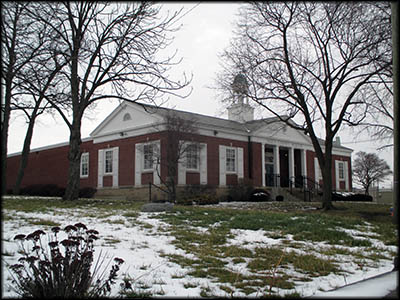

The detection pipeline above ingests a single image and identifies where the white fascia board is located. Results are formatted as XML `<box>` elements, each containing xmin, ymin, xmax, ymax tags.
<box><xmin>90</xmin><ymin>102</ymin><xmax>126</xmax><ymax>137</ymax></box>
<box><xmin>7</xmin><ymin>137</ymin><xmax>93</xmax><ymax>158</ymax></box>
<box><xmin>92</xmin><ymin>123</ymin><xmax>164</xmax><ymax>144</ymax></box>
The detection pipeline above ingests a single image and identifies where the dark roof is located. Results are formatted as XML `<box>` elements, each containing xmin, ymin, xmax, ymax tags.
<box><xmin>136</xmin><ymin>102</ymin><xmax>352</xmax><ymax>151</ymax></box>
<box><xmin>139</xmin><ymin>103</ymin><xmax>280</xmax><ymax>135</ymax></box>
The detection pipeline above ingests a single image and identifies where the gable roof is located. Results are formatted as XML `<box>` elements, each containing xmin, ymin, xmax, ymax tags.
<box><xmin>91</xmin><ymin>101</ymin><xmax>352</xmax><ymax>152</ymax></box>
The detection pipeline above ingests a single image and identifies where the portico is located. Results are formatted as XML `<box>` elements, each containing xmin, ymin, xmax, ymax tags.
<box><xmin>261</xmin><ymin>142</ymin><xmax>308</xmax><ymax>188</ymax></box>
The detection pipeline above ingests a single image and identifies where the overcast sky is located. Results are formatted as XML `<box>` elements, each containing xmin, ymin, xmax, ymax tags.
<box><xmin>7</xmin><ymin>2</ymin><xmax>394</xmax><ymax>188</ymax></box>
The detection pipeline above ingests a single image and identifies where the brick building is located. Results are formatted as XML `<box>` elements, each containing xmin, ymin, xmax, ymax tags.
<box><xmin>6</xmin><ymin>99</ymin><xmax>352</xmax><ymax>199</ymax></box>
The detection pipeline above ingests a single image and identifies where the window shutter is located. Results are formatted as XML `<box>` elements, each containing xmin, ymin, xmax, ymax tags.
<box><xmin>237</xmin><ymin>147</ymin><xmax>244</xmax><ymax>179</ymax></box>
<box><xmin>153</xmin><ymin>140</ymin><xmax>161</xmax><ymax>185</ymax></box>
<box><xmin>314</xmin><ymin>157</ymin><xmax>319</xmax><ymax>187</ymax></box>
<box><xmin>219</xmin><ymin>145</ymin><xmax>226</xmax><ymax>186</ymax></box>
<box><xmin>112</xmin><ymin>147</ymin><xmax>119</xmax><ymax>187</ymax></box>
<box><xmin>335</xmin><ymin>160</ymin><xmax>340</xmax><ymax>191</ymax></box>
<box><xmin>200</xmin><ymin>143</ymin><xmax>207</xmax><ymax>184</ymax></box>
<box><xmin>135</xmin><ymin>143</ymin><xmax>142</xmax><ymax>186</ymax></box>
<box><xmin>178</xmin><ymin>141</ymin><xmax>186</xmax><ymax>185</ymax></box>
<box><xmin>98</xmin><ymin>150</ymin><xmax>104</xmax><ymax>188</ymax></box>
<box><xmin>344</xmin><ymin>161</ymin><xmax>349</xmax><ymax>191</ymax></box>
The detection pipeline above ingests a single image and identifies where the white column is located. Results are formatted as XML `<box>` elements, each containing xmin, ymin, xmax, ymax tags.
<box><xmin>301</xmin><ymin>149</ymin><xmax>307</xmax><ymax>188</ymax></box>
<box><xmin>261</xmin><ymin>143</ymin><xmax>266</xmax><ymax>187</ymax></box>
<box><xmin>274</xmin><ymin>144</ymin><xmax>280</xmax><ymax>187</ymax></box>
<box><xmin>288</xmin><ymin>147</ymin><xmax>295</xmax><ymax>187</ymax></box>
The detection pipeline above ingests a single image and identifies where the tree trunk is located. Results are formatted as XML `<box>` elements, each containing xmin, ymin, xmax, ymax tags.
<box><xmin>321</xmin><ymin>168</ymin><xmax>334</xmax><ymax>210</ymax></box>
<box><xmin>321</xmin><ymin>150</ymin><xmax>335</xmax><ymax>210</ymax></box>
<box><xmin>1</xmin><ymin>79</ymin><xmax>13</xmax><ymax>195</ymax></box>
<box><xmin>13</xmin><ymin>112</ymin><xmax>38</xmax><ymax>195</ymax></box>
<box><xmin>63</xmin><ymin>120</ymin><xmax>82</xmax><ymax>201</ymax></box>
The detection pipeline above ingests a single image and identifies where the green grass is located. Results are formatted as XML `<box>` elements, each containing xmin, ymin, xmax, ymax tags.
<box><xmin>2</xmin><ymin>196</ymin><xmax>397</xmax><ymax>297</ymax></box>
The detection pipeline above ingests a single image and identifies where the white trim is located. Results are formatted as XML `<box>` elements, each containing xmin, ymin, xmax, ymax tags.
<box><xmin>199</xmin><ymin>143</ymin><xmax>207</xmax><ymax>184</ymax></box>
<box><xmin>219</xmin><ymin>145</ymin><xmax>226</xmax><ymax>186</ymax></box>
<box><xmin>315</xmin><ymin>157</ymin><xmax>321</xmax><ymax>183</ymax></box>
<box><xmin>261</xmin><ymin>143</ymin><xmax>266</xmax><ymax>187</ymax></box>
<box><xmin>135</xmin><ymin>143</ymin><xmax>142</xmax><ymax>186</ymax></box>
<box><xmin>225</xmin><ymin>147</ymin><xmax>237</xmax><ymax>174</ymax></box>
<box><xmin>153</xmin><ymin>140</ymin><xmax>161</xmax><ymax>185</ymax></box>
<box><xmin>112</xmin><ymin>147</ymin><xmax>119</xmax><ymax>187</ymax></box>
<box><xmin>80</xmin><ymin>152</ymin><xmax>89</xmax><ymax>178</ymax></box>
<box><xmin>186</xmin><ymin>143</ymin><xmax>200</xmax><ymax>172</ymax></box>
<box><xmin>274</xmin><ymin>145</ymin><xmax>280</xmax><ymax>187</ymax></box>
<box><xmin>344</xmin><ymin>161</ymin><xmax>349</xmax><ymax>191</ymax></box>
<box><xmin>301</xmin><ymin>149</ymin><xmax>307</xmax><ymax>188</ymax></box>
<box><xmin>104</xmin><ymin>149</ymin><xmax>114</xmax><ymax>175</ymax></box>
<box><xmin>288</xmin><ymin>147</ymin><xmax>295</xmax><ymax>186</ymax></box>
<box><xmin>7</xmin><ymin>137</ymin><xmax>92</xmax><ymax>158</ymax></box>
<box><xmin>98</xmin><ymin>149</ymin><xmax>104</xmax><ymax>188</ymax></box>
<box><xmin>237</xmin><ymin>147</ymin><xmax>244</xmax><ymax>179</ymax></box>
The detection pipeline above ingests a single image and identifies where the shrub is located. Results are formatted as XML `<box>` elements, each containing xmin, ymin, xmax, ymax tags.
<box><xmin>226</xmin><ymin>179</ymin><xmax>254</xmax><ymax>202</ymax></box>
<box><xmin>17</xmin><ymin>185</ymin><xmax>97</xmax><ymax>198</ymax></box>
<box><xmin>194</xmin><ymin>194</ymin><xmax>219</xmax><ymax>205</ymax></box>
<box><xmin>79</xmin><ymin>187</ymin><xmax>97</xmax><ymax>199</ymax></box>
<box><xmin>20</xmin><ymin>184</ymin><xmax>65</xmax><ymax>197</ymax></box>
<box><xmin>332</xmin><ymin>192</ymin><xmax>373</xmax><ymax>202</ymax></box>
<box><xmin>8</xmin><ymin>223</ymin><xmax>124</xmax><ymax>298</ymax></box>
<box><xmin>177</xmin><ymin>184</ymin><xmax>218</xmax><ymax>205</ymax></box>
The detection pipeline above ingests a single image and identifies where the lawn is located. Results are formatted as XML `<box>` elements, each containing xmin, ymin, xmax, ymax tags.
<box><xmin>1</xmin><ymin>196</ymin><xmax>397</xmax><ymax>298</ymax></box>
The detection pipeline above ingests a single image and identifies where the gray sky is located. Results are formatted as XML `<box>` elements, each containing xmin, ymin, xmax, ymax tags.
<box><xmin>7</xmin><ymin>3</ymin><xmax>394</xmax><ymax>188</ymax></box>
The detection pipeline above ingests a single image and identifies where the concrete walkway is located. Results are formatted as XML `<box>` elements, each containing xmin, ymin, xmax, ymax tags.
<box><xmin>311</xmin><ymin>271</ymin><xmax>398</xmax><ymax>298</ymax></box>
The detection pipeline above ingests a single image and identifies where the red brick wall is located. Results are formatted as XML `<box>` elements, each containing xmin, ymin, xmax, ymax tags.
<box><xmin>186</xmin><ymin>172</ymin><xmax>200</xmax><ymax>185</ymax></box>
<box><xmin>103</xmin><ymin>176</ymin><xmax>113</xmax><ymax>187</ymax></box>
<box><xmin>306</xmin><ymin>150</ymin><xmax>352</xmax><ymax>190</ymax></box>
<box><xmin>141</xmin><ymin>172</ymin><xmax>153</xmax><ymax>185</ymax></box>
<box><xmin>6</xmin><ymin>130</ymin><xmax>352</xmax><ymax>192</ymax></box>
<box><xmin>6</xmin><ymin>139</ymin><xmax>96</xmax><ymax>190</ymax></box>
<box><xmin>226</xmin><ymin>174</ymin><xmax>238</xmax><ymax>185</ymax></box>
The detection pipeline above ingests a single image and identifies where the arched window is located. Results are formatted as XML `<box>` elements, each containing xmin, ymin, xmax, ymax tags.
<box><xmin>123</xmin><ymin>113</ymin><xmax>131</xmax><ymax>121</ymax></box>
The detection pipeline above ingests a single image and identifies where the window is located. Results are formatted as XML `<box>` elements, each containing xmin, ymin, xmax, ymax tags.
<box><xmin>105</xmin><ymin>150</ymin><xmax>113</xmax><ymax>174</ymax></box>
<box><xmin>226</xmin><ymin>148</ymin><xmax>236</xmax><ymax>172</ymax></box>
<box><xmin>186</xmin><ymin>144</ymin><xmax>199</xmax><ymax>170</ymax></box>
<box><xmin>123</xmin><ymin>113</ymin><xmax>131</xmax><ymax>121</ymax></box>
<box><xmin>338</xmin><ymin>161</ymin><xmax>345</xmax><ymax>180</ymax></box>
<box><xmin>80</xmin><ymin>153</ymin><xmax>89</xmax><ymax>177</ymax></box>
<box><xmin>143</xmin><ymin>144</ymin><xmax>154</xmax><ymax>170</ymax></box>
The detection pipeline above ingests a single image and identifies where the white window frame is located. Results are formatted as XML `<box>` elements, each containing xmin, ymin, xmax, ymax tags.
<box><xmin>80</xmin><ymin>152</ymin><xmax>89</xmax><ymax>178</ymax></box>
<box><xmin>186</xmin><ymin>143</ymin><xmax>199</xmax><ymax>171</ymax></box>
<box><xmin>226</xmin><ymin>147</ymin><xmax>237</xmax><ymax>173</ymax></box>
<box><xmin>338</xmin><ymin>161</ymin><xmax>345</xmax><ymax>180</ymax></box>
<box><xmin>143</xmin><ymin>143</ymin><xmax>155</xmax><ymax>171</ymax></box>
<box><xmin>104</xmin><ymin>149</ymin><xmax>113</xmax><ymax>174</ymax></box>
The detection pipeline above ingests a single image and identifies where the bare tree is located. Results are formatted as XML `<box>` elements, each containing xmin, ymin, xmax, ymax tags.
<box><xmin>216</xmin><ymin>2</ymin><xmax>391</xmax><ymax>210</ymax></box>
<box><xmin>28</xmin><ymin>2</ymin><xmax>191</xmax><ymax>200</ymax></box>
<box><xmin>353</xmin><ymin>151</ymin><xmax>392</xmax><ymax>195</ymax></box>
<box><xmin>11</xmin><ymin>48</ymin><xmax>68</xmax><ymax>195</ymax></box>
<box><xmin>151</xmin><ymin>110</ymin><xmax>199</xmax><ymax>202</ymax></box>
<box><xmin>1</xmin><ymin>2</ymin><xmax>48</xmax><ymax>194</ymax></box>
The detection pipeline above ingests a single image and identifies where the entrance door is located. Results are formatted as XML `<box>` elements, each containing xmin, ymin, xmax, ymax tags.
<box><xmin>265</xmin><ymin>164</ymin><xmax>274</xmax><ymax>187</ymax></box>
<box><xmin>294</xmin><ymin>149</ymin><xmax>303</xmax><ymax>187</ymax></box>
<box><xmin>279</xmin><ymin>149</ymin><xmax>289</xmax><ymax>187</ymax></box>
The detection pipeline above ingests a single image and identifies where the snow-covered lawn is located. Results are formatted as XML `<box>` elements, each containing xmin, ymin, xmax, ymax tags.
<box><xmin>1</xmin><ymin>197</ymin><xmax>397</xmax><ymax>298</ymax></box>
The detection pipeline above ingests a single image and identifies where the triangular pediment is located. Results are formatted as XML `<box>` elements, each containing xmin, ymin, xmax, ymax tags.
<box><xmin>90</xmin><ymin>102</ymin><xmax>163</xmax><ymax>137</ymax></box>
<box><xmin>252</xmin><ymin>119</ymin><xmax>312</xmax><ymax>145</ymax></box>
